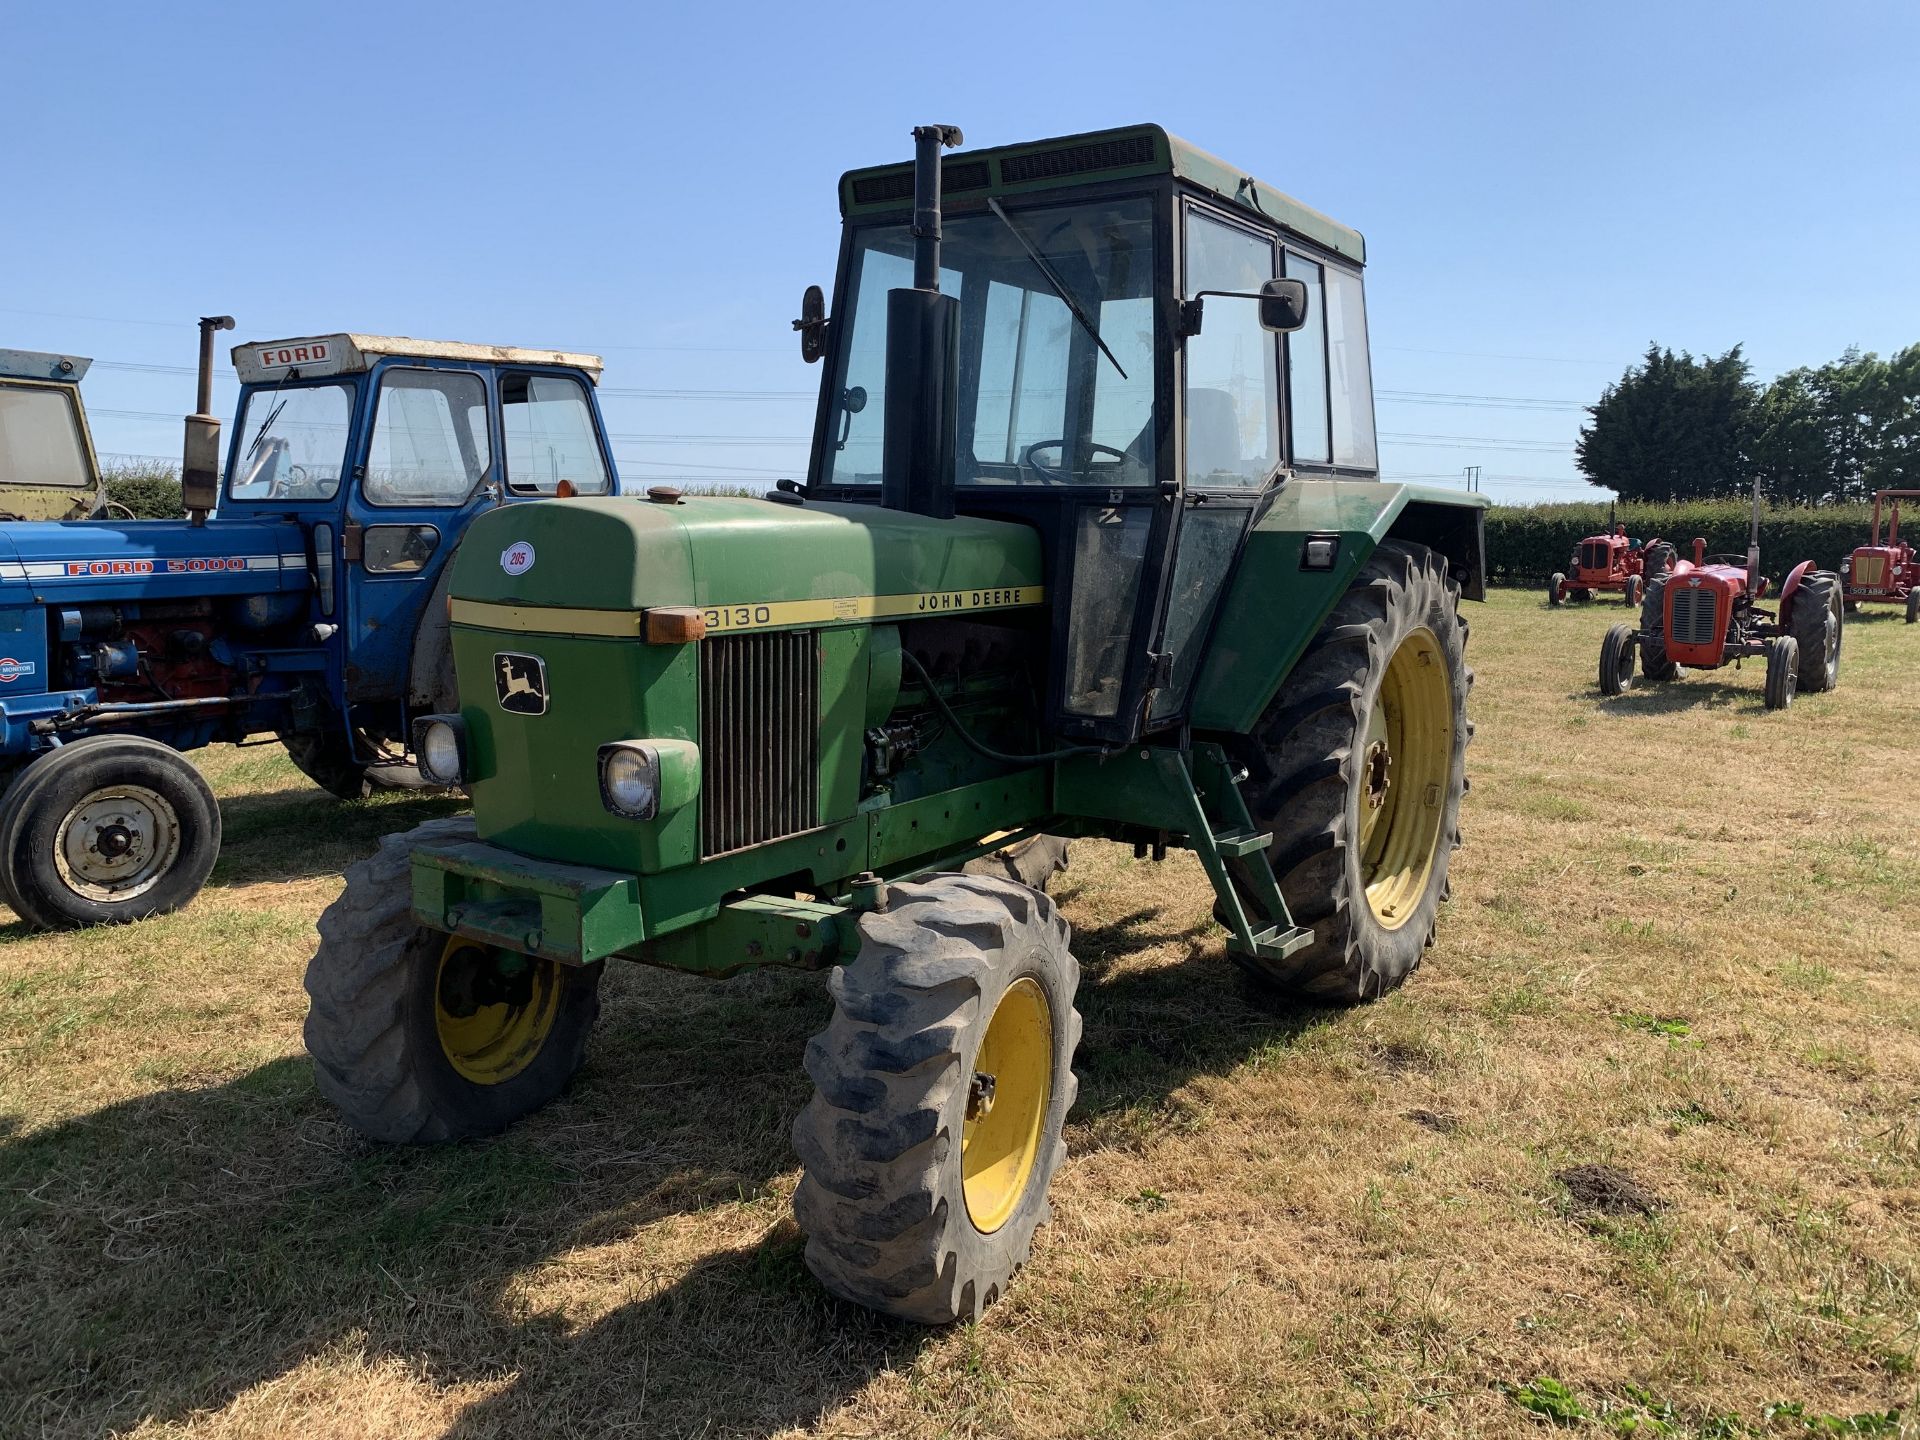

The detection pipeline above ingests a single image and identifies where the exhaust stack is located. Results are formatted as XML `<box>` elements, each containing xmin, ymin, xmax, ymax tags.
<box><xmin>879</xmin><ymin>124</ymin><xmax>964</xmax><ymax>521</ymax></box>
<box><xmin>181</xmin><ymin>314</ymin><xmax>235</xmax><ymax>526</ymax></box>
<box><xmin>1746</xmin><ymin>476</ymin><xmax>1763</xmax><ymax>593</ymax></box>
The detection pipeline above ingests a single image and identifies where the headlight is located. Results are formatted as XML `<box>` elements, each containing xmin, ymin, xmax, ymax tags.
<box><xmin>598</xmin><ymin>742</ymin><xmax>660</xmax><ymax>819</ymax></box>
<box><xmin>412</xmin><ymin>715</ymin><xmax>467</xmax><ymax>785</ymax></box>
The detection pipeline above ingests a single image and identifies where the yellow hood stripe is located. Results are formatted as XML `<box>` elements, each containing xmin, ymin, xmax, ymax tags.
<box><xmin>452</xmin><ymin>585</ymin><xmax>1046</xmax><ymax>638</ymax></box>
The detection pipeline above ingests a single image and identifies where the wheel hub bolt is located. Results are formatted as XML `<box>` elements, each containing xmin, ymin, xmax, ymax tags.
<box><xmin>967</xmin><ymin>1071</ymin><xmax>997</xmax><ymax>1121</ymax></box>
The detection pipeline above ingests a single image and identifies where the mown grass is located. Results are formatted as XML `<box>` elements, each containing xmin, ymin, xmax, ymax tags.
<box><xmin>1</xmin><ymin>588</ymin><xmax>1918</xmax><ymax>1438</ymax></box>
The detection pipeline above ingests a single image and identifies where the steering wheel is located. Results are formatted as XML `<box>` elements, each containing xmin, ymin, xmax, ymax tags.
<box><xmin>1020</xmin><ymin>440</ymin><xmax>1131</xmax><ymax>484</ymax></box>
<box><xmin>267</xmin><ymin>462</ymin><xmax>311</xmax><ymax>501</ymax></box>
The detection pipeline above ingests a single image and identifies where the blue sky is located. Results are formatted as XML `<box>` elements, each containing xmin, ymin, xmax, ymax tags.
<box><xmin>6</xmin><ymin>0</ymin><xmax>1915</xmax><ymax>504</ymax></box>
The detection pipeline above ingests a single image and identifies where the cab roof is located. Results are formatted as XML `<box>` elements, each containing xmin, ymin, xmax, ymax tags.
<box><xmin>0</xmin><ymin>348</ymin><xmax>91</xmax><ymax>383</ymax></box>
<box><xmin>230</xmin><ymin>334</ymin><xmax>604</xmax><ymax>386</ymax></box>
<box><xmin>839</xmin><ymin>123</ymin><xmax>1365</xmax><ymax>264</ymax></box>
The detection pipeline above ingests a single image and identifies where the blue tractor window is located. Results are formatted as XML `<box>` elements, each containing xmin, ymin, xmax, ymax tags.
<box><xmin>365</xmin><ymin>370</ymin><xmax>490</xmax><ymax>507</ymax></box>
<box><xmin>228</xmin><ymin>382</ymin><xmax>353</xmax><ymax>501</ymax></box>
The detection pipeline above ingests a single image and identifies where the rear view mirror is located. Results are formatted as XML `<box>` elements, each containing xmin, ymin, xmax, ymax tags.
<box><xmin>1257</xmin><ymin>277</ymin><xmax>1310</xmax><ymax>334</ymax></box>
<box><xmin>793</xmin><ymin>285</ymin><xmax>829</xmax><ymax>364</ymax></box>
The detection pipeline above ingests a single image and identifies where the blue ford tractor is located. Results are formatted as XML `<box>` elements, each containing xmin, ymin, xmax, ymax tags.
<box><xmin>0</xmin><ymin>322</ymin><xmax>623</xmax><ymax>928</ymax></box>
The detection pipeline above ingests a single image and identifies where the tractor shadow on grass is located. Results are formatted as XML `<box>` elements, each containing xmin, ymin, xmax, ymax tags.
<box><xmin>1575</xmin><ymin>677</ymin><xmax>1775</xmax><ymax>716</ymax></box>
<box><xmin>0</xmin><ymin>891</ymin><xmax>1329</xmax><ymax>1438</ymax></box>
<box><xmin>205</xmin><ymin>787</ymin><xmax>466</xmax><ymax>888</ymax></box>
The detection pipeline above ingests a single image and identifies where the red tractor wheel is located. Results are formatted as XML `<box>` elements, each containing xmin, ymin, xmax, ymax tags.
<box><xmin>1764</xmin><ymin>636</ymin><xmax>1800</xmax><ymax>711</ymax></box>
<box><xmin>1547</xmin><ymin>573</ymin><xmax>1566</xmax><ymax>607</ymax></box>
<box><xmin>1623</xmin><ymin>575</ymin><xmax>1642</xmax><ymax>607</ymax></box>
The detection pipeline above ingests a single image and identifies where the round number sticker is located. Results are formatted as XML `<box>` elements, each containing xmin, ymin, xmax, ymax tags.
<box><xmin>500</xmin><ymin>542</ymin><xmax>536</xmax><ymax>576</ymax></box>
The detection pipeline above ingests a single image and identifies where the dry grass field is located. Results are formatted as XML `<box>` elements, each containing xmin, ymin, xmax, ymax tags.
<box><xmin>3</xmin><ymin>587</ymin><xmax>1917</xmax><ymax>1439</ymax></box>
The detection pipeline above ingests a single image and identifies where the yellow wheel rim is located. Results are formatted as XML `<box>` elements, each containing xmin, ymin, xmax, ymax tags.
<box><xmin>434</xmin><ymin>936</ymin><xmax>562</xmax><ymax>1085</ymax></box>
<box><xmin>962</xmin><ymin>976</ymin><xmax>1053</xmax><ymax>1234</ymax></box>
<box><xmin>1357</xmin><ymin>626</ymin><xmax>1455</xmax><ymax>930</ymax></box>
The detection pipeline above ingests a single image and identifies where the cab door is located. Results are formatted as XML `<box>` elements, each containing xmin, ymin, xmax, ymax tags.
<box><xmin>340</xmin><ymin>360</ymin><xmax>500</xmax><ymax>708</ymax></box>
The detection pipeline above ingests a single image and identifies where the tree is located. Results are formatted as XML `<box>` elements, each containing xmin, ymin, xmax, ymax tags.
<box><xmin>1577</xmin><ymin>343</ymin><xmax>1759</xmax><ymax>501</ymax></box>
<box><xmin>1752</xmin><ymin>347</ymin><xmax>1920</xmax><ymax>502</ymax></box>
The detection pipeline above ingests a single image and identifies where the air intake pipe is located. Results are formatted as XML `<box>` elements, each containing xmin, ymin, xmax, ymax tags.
<box><xmin>879</xmin><ymin>124</ymin><xmax>964</xmax><ymax>521</ymax></box>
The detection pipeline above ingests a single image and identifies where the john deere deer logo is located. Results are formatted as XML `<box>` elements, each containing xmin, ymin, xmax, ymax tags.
<box><xmin>494</xmin><ymin>652</ymin><xmax>548</xmax><ymax>715</ymax></box>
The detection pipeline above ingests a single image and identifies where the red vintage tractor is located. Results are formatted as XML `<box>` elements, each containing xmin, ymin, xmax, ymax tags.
<box><xmin>1549</xmin><ymin>520</ymin><xmax>1655</xmax><ymax>607</ymax></box>
<box><xmin>1841</xmin><ymin>489</ymin><xmax>1919</xmax><ymax>623</ymax></box>
<box><xmin>1598</xmin><ymin>486</ymin><xmax>1843</xmax><ymax>711</ymax></box>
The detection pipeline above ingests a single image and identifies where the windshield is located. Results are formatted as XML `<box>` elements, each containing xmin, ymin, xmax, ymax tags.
<box><xmin>226</xmin><ymin>381</ymin><xmax>354</xmax><ymax>502</ymax></box>
<box><xmin>823</xmin><ymin>195</ymin><xmax>1157</xmax><ymax>489</ymax></box>
<box><xmin>0</xmin><ymin>382</ymin><xmax>93</xmax><ymax>488</ymax></box>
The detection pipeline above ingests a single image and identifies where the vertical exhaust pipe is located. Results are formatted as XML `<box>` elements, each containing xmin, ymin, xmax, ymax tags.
<box><xmin>1746</xmin><ymin>476</ymin><xmax>1763</xmax><ymax>593</ymax></box>
<box><xmin>880</xmin><ymin>124</ymin><xmax>964</xmax><ymax>520</ymax></box>
<box><xmin>182</xmin><ymin>314</ymin><xmax>235</xmax><ymax>526</ymax></box>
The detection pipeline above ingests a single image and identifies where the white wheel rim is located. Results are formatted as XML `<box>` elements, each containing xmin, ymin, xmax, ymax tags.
<box><xmin>54</xmin><ymin>784</ymin><xmax>182</xmax><ymax>901</ymax></box>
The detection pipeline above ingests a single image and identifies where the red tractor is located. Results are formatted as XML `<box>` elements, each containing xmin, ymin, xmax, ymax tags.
<box><xmin>1598</xmin><ymin>486</ymin><xmax>1843</xmax><ymax>711</ymax></box>
<box><xmin>1549</xmin><ymin>520</ymin><xmax>1655</xmax><ymax>607</ymax></box>
<box><xmin>1841</xmin><ymin>489</ymin><xmax>1919</xmax><ymax>623</ymax></box>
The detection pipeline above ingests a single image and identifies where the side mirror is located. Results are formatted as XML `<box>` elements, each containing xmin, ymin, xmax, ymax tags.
<box><xmin>793</xmin><ymin>284</ymin><xmax>829</xmax><ymax>364</ymax></box>
<box><xmin>1257</xmin><ymin>277</ymin><xmax>1310</xmax><ymax>334</ymax></box>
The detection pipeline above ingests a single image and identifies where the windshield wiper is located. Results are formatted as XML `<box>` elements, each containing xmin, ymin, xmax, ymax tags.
<box><xmin>987</xmin><ymin>198</ymin><xmax>1127</xmax><ymax>381</ymax></box>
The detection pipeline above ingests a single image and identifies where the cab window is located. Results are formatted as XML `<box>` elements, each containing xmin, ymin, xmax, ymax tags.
<box><xmin>1284</xmin><ymin>253</ymin><xmax>1330</xmax><ymax>466</ymax></box>
<box><xmin>502</xmin><ymin>373</ymin><xmax>611</xmax><ymax>495</ymax></box>
<box><xmin>1183</xmin><ymin>211</ymin><xmax>1280</xmax><ymax>488</ymax></box>
<box><xmin>227</xmin><ymin>381</ymin><xmax>354</xmax><ymax>501</ymax></box>
<box><xmin>365</xmin><ymin>369</ymin><xmax>490</xmax><ymax>507</ymax></box>
<box><xmin>0</xmin><ymin>383</ymin><xmax>92</xmax><ymax>488</ymax></box>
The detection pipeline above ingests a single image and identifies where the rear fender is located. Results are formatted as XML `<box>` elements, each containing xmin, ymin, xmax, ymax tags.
<box><xmin>1188</xmin><ymin>481</ymin><xmax>1488</xmax><ymax>735</ymax></box>
<box><xmin>1778</xmin><ymin>560</ymin><xmax>1814</xmax><ymax>623</ymax></box>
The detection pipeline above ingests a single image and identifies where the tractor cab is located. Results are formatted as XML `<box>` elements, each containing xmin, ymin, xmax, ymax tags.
<box><xmin>803</xmin><ymin>125</ymin><xmax>1388</xmax><ymax>744</ymax></box>
<box><xmin>220</xmin><ymin>333</ymin><xmax>618</xmax><ymax>714</ymax></box>
<box><xmin>0</xmin><ymin>348</ymin><xmax>108</xmax><ymax>521</ymax></box>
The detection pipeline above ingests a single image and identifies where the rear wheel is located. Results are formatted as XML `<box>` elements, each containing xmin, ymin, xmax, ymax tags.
<box><xmin>1599</xmin><ymin>624</ymin><xmax>1636</xmax><ymax>695</ymax></box>
<box><xmin>1764</xmin><ymin>636</ymin><xmax>1800</xmax><ymax>710</ymax></box>
<box><xmin>1638</xmin><ymin>576</ymin><xmax>1682</xmax><ymax>681</ymax></box>
<box><xmin>1231</xmin><ymin>541</ymin><xmax>1469</xmax><ymax>1003</ymax></box>
<box><xmin>1547</xmin><ymin>573</ymin><xmax>1566</xmax><ymax>607</ymax></box>
<box><xmin>1788</xmin><ymin>570</ymin><xmax>1843</xmax><ymax>692</ymax></box>
<box><xmin>792</xmin><ymin>874</ymin><xmax>1081</xmax><ymax>1324</ymax></box>
<box><xmin>304</xmin><ymin>816</ymin><xmax>602</xmax><ymax>1142</ymax></box>
<box><xmin>0</xmin><ymin>736</ymin><xmax>220</xmax><ymax>929</ymax></box>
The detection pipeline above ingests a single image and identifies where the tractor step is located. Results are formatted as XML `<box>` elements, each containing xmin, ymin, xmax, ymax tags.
<box><xmin>1210</xmin><ymin>826</ymin><xmax>1272</xmax><ymax>859</ymax></box>
<box><xmin>1238</xmin><ymin>923</ymin><xmax>1315</xmax><ymax>960</ymax></box>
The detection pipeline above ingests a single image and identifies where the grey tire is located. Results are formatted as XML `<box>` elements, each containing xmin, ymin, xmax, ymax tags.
<box><xmin>1548</xmin><ymin>573</ymin><xmax>1566</xmax><ymax>607</ymax></box>
<box><xmin>1907</xmin><ymin>590</ymin><xmax>1917</xmax><ymax>624</ymax></box>
<box><xmin>1599</xmin><ymin>624</ymin><xmax>1635</xmax><ymax>696</ymax></box>
<box><xmin>304</xmin><ymin>816</ymin><xmax>602</xmax><ymax>1143</ymax></box>
<box><xmin>1764</xmin><ymin>635</ymin><xmax>1800</xmax><ymax>711</ymax></box>
<box><xmin>1229</xmin><ymin>540</ymin><xmax>1471</xmax><ymax>1003</ymax></box>
<box><xmin>791</xmin><ymin>873</ymin><xmax>1082</xmax><ymax>1325</ymax></box>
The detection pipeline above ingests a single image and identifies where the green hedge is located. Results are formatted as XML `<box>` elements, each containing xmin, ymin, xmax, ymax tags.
<box><xmin>103</xmin><ymin>463</ymin><xmax>186</xmax><ymax>519</ymax></box>
<box><xmin>1486</xmin><ymin>500</ymin><xmax>1879</xmax><ymax>583</ymax></box>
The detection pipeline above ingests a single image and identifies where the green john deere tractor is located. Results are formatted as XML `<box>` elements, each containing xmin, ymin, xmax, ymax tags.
<box><xmin>305</xmin><ymin>123</ymin><xmax>1489</xmax><ymax>1324</ymax></box>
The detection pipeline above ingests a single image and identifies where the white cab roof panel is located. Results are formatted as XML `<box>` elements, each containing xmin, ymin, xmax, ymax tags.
<box><xmin>231</xmin><ymin>334</ymin><xmax>603</xmax><ymax>385</ymax></box>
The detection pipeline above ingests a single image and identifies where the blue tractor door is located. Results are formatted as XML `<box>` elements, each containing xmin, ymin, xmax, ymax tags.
<box><xmin>338</xmin><ymin>359</ymin><xmax>617</xmax><ymax>734</ymax></box>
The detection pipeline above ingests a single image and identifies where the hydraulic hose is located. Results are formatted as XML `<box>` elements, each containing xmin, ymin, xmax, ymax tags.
<box><xmin>896</xmin><ymin>647</ymin><xmax>1110</xmax><ymax>766</ymax></box>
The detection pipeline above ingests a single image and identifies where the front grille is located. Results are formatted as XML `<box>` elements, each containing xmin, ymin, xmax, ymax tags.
<box><xmin>699</xmin><ymin>631</ymin><xmax>819</xmax><ymax>857</ymax></box>
<box><xmin>850</xmin><ymin>160</ymin><xmax>991</xmax><ymax>206</ymax></box>
<box><xmin>1855</xmin><ymin>553</ymin><xmax>1887</xmax><ymax>586</ymax></box>
<box><xmin>999</xmin><ymin>134</ymin><xmax>1157</xmax><ymax>184</ymax></box>
<box><xmin>1581</xmin><ymin>541</ymin><xmax>1610</xmax><ymax>572</ymax></box>
<box><xmin>1668</xmin><ymin>585</ymin><xmax>1720</xmax><ymax>647</ymax></box>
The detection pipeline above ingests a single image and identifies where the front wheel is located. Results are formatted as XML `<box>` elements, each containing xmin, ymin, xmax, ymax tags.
<box><xmin>1764</xmin><ymin>635</ymin><xmax>1800</xmax><ymax>710</ymax></box>
<box><xmin>792</xmin><ymin>874</ymin><xmax>1082</xmax><ymax>1324</ymax></box>
<box><xmin>1623</xmin><ymin>576</ymin><xmax>1642</xmax><ymax>607</ymax></box>
<box><xmin>1599</xmin><ymin>624</ymin><xmax>1636</xmax><ymax>696</ymax></box>
<box><xmin>1788</xmin><ymin>570</ymin><xmax>1843</xmax><ymax>693</ymax></box>
<box><xmin>1231</xmin><ymin>540</ymin><xmax>1470</xmax><ymax>1003</ymax></box>
<box><xmin>0</xmin><ymin>736</ymin><xmax>221</xmax><ymax>929</ymax></box>
<box><xmin>1547</xmin><ymin>573</ymin><xmax>1566</xmax><ymax>607</ymax></box>
<box><xmin>304</xmin><ymin>816</ymin><xmax>602</xmax><ymax>1142</ymax></box>
<box><xmin>1907</xmin><ymin>591</ymin><xmax>1918</xmax><ymax>625</ymax></box>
